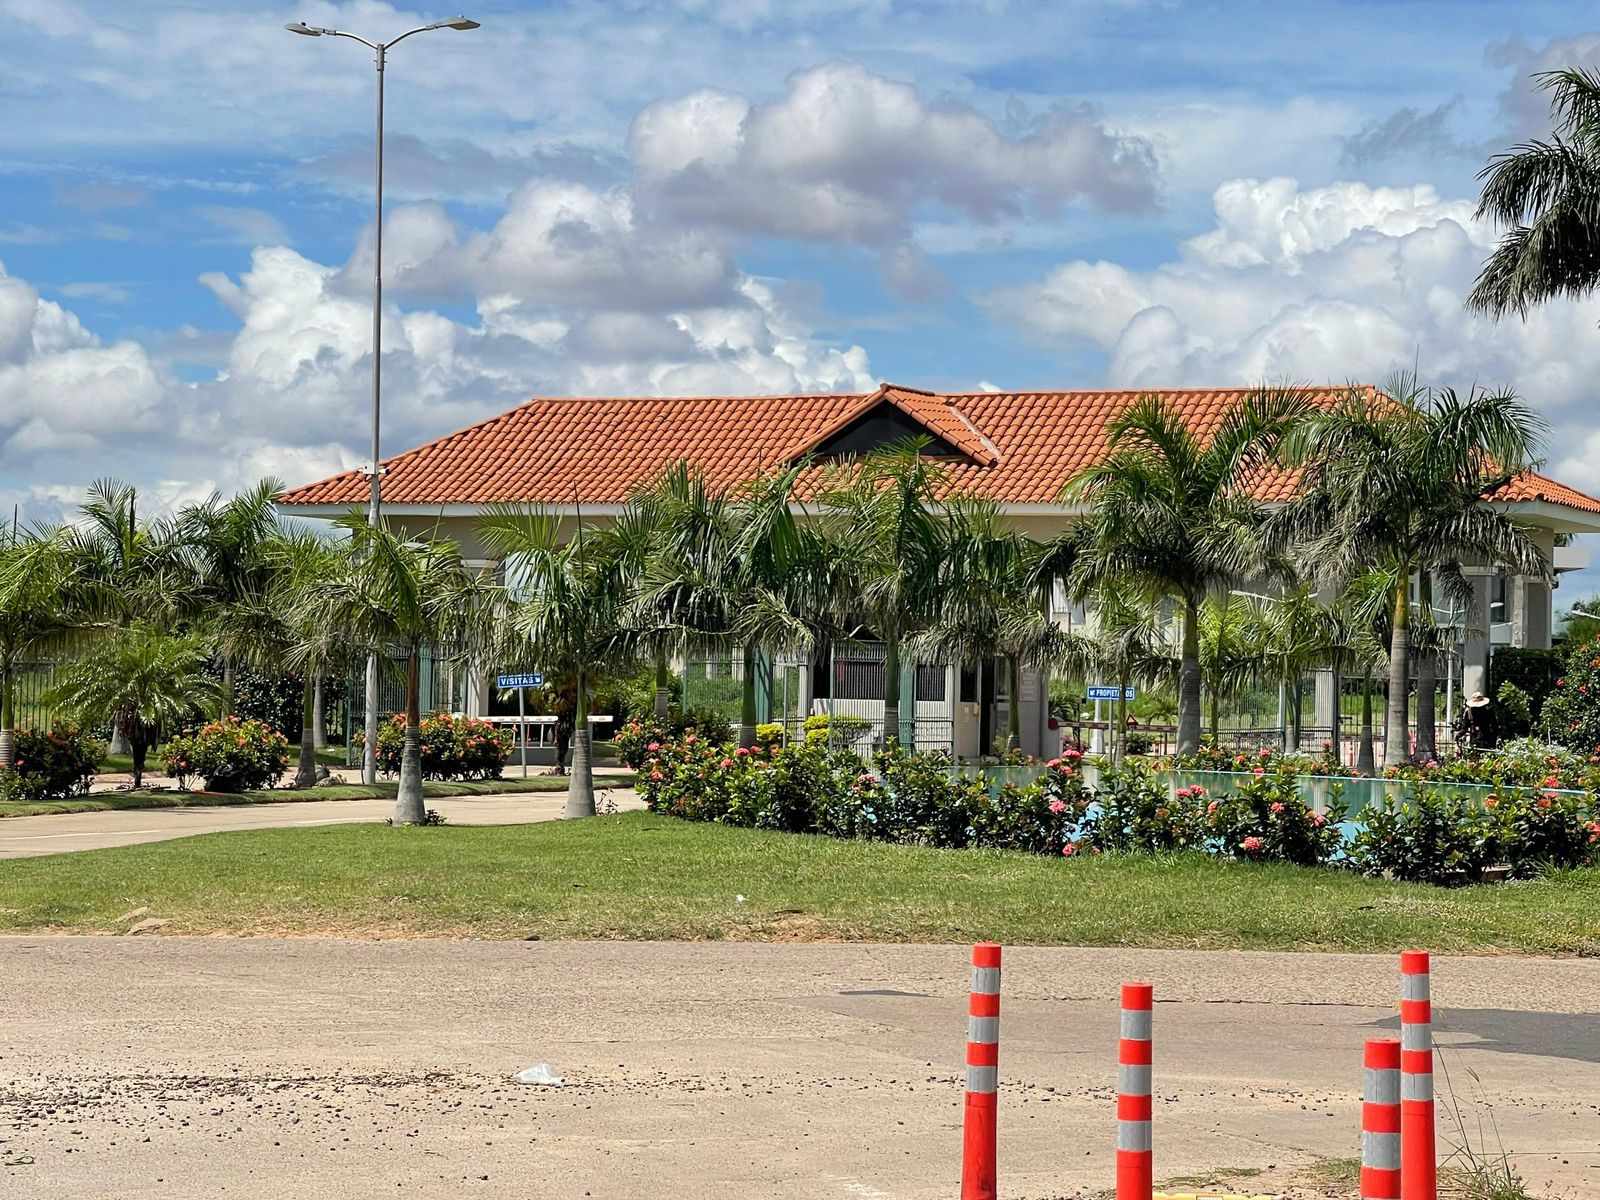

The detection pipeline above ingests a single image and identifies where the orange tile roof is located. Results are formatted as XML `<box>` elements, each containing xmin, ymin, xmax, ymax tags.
<box><xmin>278</xmin><ymin>383</ymin><xmax>1600</xmax><ymax>519</ymax></box>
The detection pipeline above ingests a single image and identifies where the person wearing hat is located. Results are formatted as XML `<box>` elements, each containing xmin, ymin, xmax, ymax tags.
<box><xmin>1463</xmin><ymin>689</ymin><xmax>1499</xmax><ymax>753</ymax></box>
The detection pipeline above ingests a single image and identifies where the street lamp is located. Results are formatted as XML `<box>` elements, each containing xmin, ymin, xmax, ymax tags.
<box><xmin>286</xmin><ymin>15</ymin><xmax>480</xmax><ymax>785</ymax></box>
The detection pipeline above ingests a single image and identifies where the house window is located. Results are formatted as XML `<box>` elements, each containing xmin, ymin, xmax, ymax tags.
<box><xmin>915</xmin><ymin>664</ymin><xmax>946</xmax><ymax>701</ymax></box>
<box><xmin>1490</xmin><ymin>573</ymin><xmax>1509</xmax><ymax>624</ymax></box>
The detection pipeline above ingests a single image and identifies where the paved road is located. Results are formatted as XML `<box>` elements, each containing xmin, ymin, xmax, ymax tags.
<box><xmin>1</xmin><ymin>939</ymin><xmax>1595</xmax><ymax>1199</ymax></box>
<box><xmin>0</xmin><ymin>786</ymin><xmax>643</xmax><ymax>859</ymax></box>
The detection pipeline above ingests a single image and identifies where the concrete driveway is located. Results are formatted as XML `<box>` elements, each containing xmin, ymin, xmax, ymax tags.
<box><xmin>0</xmin><ymin>786</ymin><xmax>643</xmax><ymax>859</ymax></box>
<box><xmin>1</xmin><ymin>939</ymin><xmax>1595</xmax><ymax>1199</ymax></box>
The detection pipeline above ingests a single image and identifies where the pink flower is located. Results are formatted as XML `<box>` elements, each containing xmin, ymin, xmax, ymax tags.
<box><xmin>1309</xmin><ymin>810</ymin><xmax>1327</xmax><ymax>827</ymax></box>
<box><xmin>1241</xmin><ymin>836</ymin><xmax>1263</xmax><ymax>854</ymax></box>
<box><xmin>1253</xmin><ymin>767</ymin><xmax>1265</xmax><ymax>777</ymax></box>
<box><xmin>1061</xmin><ymin>842</ymin><xmax>1077</xmax><ymax>857</ymax></box>
<box><xmin>1269</xmin><ymin>802</ymin><xmax>1285</xmax><ymax>815</ymax></box>
<box><xmin>1048</xmin><ymin>798</ymin><xmax>1067</xmax><ymax>815</ymax></box>
<box><xmin>1047</xmin><ymin>757</ymin><xmax>1062</xmax><ymax>769</ymax></box>
<box><xmin>1538</xmin><ymin>796</ymin><xmax>1553</xmax><ymax>810</ymax></box>
<box><xmin>649</xmin><ymin>769</ymin><xmax>663</xmax><ymax>781</ymax></box>
<box><xmin>647</xmin><ymin>741</ymin><xmax>661</xmax><ymax>752</ymax></box>
<box><xmin>736</xmin><ymin>747</ymin><xmax>751</xmax><ymax>757</ymax></box>
<box><xmin>1065</xmin><ymin>748</ymin><xmax>1084</xmax><ymax>760</ymax></box>
<box><xmin>720</xmin><ymin>757</ymin><xmax>735</xmax><ymax>769</ymax></box>
<box><xmin>1259</xmin><ymin>747</ymin><xmax>1272</xmax><ymax>758</ymax></box>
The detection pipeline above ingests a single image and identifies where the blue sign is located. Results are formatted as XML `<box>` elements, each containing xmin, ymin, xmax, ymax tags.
<box><xmin>497</xmin><ymin>672</ymin><xmax>545</xmax><ymax>689</ymax></box>
<box><xmin>1087</xmin><ymin>685</ymin><xmax>1136</xmax><ymax>701</ymax></box>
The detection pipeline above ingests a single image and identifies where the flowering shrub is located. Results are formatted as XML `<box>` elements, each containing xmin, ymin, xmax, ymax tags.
<box><xmin>1171</xmin><ymin>742</ymin><xmax>1365</xmax><ymax>779</ymax></box>
<box><xmin>365</xmin><ymin>713</ymin><xmax>512</xmax><ymax>780</ymax></box>
<box><xmin>1383</xmin><ymin>738</ymin><xmax>1600</xmax><ymax>792</ymax></box>
<box><xmin>1204</xmin><ymin>764</ymin><xmax>1344</xmax><ymax>866</ymax></box>
<box><xmin>163</xmin><ymin>717</ymin><xmax>290</xmax><ymax>792</ymax></box>
<box><xmin>1084</xmin><ymin>762</ymin><xmax>1210</xmax><ymax>854</ymax></box>
<box><xmin>615</xmin><ymin>710</ymin><xmax>739</xmax><ymax>770</ymax></box>
<box><xmin>1541</xmin><ymin>636</ymin><xmax>1600</xmax><ymax>753</ymax></box>
<box><xmin>0</xmin><ymin>725</ymin><xmax>104</xmax><ymax>802</ymax></box>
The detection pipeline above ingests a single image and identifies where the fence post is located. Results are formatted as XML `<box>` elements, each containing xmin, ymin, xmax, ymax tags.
<box><xmin>1117</xmin><ymin>981</ymin><xmax>1154</xmax><ymax>1200</ymax></box>
<box><xmin>1362</xmin><ymin>1037</ymin><xmax>1402</xmax><ymax>1200</ymax></box>
<box><xmin>961</xmin><ymin>942</ymin><xmax>1001</xmax><ymax>1200</ymax></box>
<box><xmin>1399</xmin><ymin>951</ymin><xmax>1436</xmax><ymax>1200</ymax></box>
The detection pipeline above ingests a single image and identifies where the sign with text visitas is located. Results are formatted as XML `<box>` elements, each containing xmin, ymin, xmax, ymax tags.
<box><xmin>1086</xmin><ymin>685</ymin><xmax>1136</xmax><ymax>701</ymax></box>
<box><xmin>497</xmin><ymin>672</ymin><xmax>545</xmax><ymax>689</ymax></box>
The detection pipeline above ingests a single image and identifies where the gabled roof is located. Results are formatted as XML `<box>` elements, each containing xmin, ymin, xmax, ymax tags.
<box><xmin>278</xmin><ymin>383</ymin><xmax>1600</xmax><ymax>521</ymax></box>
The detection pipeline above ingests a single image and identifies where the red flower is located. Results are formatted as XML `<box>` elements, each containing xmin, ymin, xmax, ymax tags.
<box><xmin>1241</xmin><ymin>836</ymin><xmax>1263</xmax><ymax>854</ymax></box>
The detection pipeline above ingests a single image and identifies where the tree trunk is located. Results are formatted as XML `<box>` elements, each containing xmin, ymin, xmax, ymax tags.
<box><xmin>295</xmin><ymin>673</ymin><xmax>318</xmax><ymax>788</ymax></box>
<box><xmin>566</xmin><ymin>668</ymin><xmax>595</xmax><ymax>818</ymax></box>
<box><xmin>1177</xmin><ymin>594</ymin><xmax>1202</xmax><ymax>756</ymax></box>
<box><xmin>362</xmin><ymin>653</ymin><xmax>379</xmax><ymax>787</ymax></box>
<box><xmin>1383</xmin><ymin>575</ymin><xmax>1411</xmax><ymax>768</ymax></box>
<box><xmin>1414</xmin><ymin>571</ymin><xmax>1436</xmax><ymax>761</ymax></box>
<box><xmin>882</xmin><ymin>638</ymin><xmax>901</xmax><ymax>750</ymax></box>
<box><xmin>1357</xmin><ymin>671</ymin><xmax>1375</xmax><ymax>775</ymax></box>
<box><xmin>1006</xmin><ymin>654</ymin><xmax>1022</xmax><ymax>750</ymax></box>
<box><xmin>1287</xmin><ymin>674</ymin><xmax>1302</xmax><ymax>755</ymax></box>
<box><xmin>221</xmin><ymin>655</ymin><xmax>235</xmax><ymax>719</ymax></box>
<box><xmin>109</xmin><ymin>724</ymin><xmax>130</xmax><ymax>756</ymax></box>
<box><xmin>392</xmin><ymin>650</ymin><xmax>427</xmax><ymax>825</ymax></box>
<box><xmin>0</xmin><ymin>662</ymin><xmax>14</xmax><ymax>769</ymax></box>
<box><xmin>1115</xmin><ymin>668</ymin><xmax>1129</xmax><ymax>768</ymax></box>
<box><xmin>1208</xmin><ymin>680</ymin><xmax>1219</xmax><ymax>743</ymax></box>
<box><xmin>313</xmin><ymin>676</ymin><xmax>328</xmax><ymax>750</ymax></box>
<box><xmin>653</xmin><ymin>653</ymin><xmax>670</xmax><ymax>721</ymax></box>
<box><xmin>129</xmin><ymin>717</ymin><xmax>147</xmax><ymax>790</ymax></box>
<box><xmin>739</xmin><ymin>642</ymin><xmax>758</xmax><ymax>749</ymax></box>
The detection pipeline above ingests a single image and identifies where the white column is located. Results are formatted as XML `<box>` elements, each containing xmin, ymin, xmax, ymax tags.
<box><xmin>1462</xmin><ymin>568</ymin><xmax>1492</xmax><ymax>698</ymax></box>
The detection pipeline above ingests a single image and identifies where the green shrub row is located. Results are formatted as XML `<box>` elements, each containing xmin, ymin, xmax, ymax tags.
<box><xmin>635</xmin><ymin>734</ymin><xmax>1599</xmax><ymax>885</ymax></box>
<box><xmin>363</xmin><ymin>713</ymin><xmax>514</xmax><ymax>781</ymax></box>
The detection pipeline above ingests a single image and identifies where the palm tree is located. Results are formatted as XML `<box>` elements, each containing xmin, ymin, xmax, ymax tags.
<box><xmin>1065</xmin><ymin>389</ymin><xmax>1311</xmax><ymax>756</ymax></box>
<box><xmin>1197</xmin><ymin>593</ymin><xmax>1256</xmax><ymax>743</ymax></box>
<box><xmin>1469</xmin><ymin>68</ymin><xmax>1600</xmax><ymax>320</ymax></box>
<box><xmin>822</xmin><ymin>442</ymin><xmax>948</xmax><ymax>748</ymax></box>
<box><xmin>305</xmin><ymin>519</ymin><xmax>495</xmax><ymax>824</ymax></box>
<box><xmin>1074</xmin><ymin>585</ymin><xmax>1169</xmax><ymax>767</ymax></box>
<box><xmin>269</xmin><ymin>529</ymin><xmax>346</xmax><ymax>789</ymax></box>
<box><xmin>1240</xmin><ymin>587</ymin><xmax>1335</xmax><ymax>754</ymax></box>
<box><xmin>0</xmin><ymin>525</ymin><xmax>93</xmax><ymax>768</ymax></box>
<box><xmin>479</xmin><ymin>509</ymin><xmax>634</xmax><ymax>817</ymax></box>
<box><xmin>177</xmin><ymin>479</ymin><xmax>284</xmax><ymax>717</ymax></box>
<box><xmin>917</xmin><ymin>497</ymin><xmax>1054</xmax><ymax>751</ymax></box>
<box><xmin>46</xmin><ymin>627</ymin><xmax>220</xmax><ymax>788</ymax></box>
<box><xmin>1335</xmin><ymin>570</ymin><xmax>1396</xmax><ymax>774</ymax></box>
<box><xmin>1278</xmin><ymin>378</ymin><xmax>1547</xmax><ymax>766</ymax></box>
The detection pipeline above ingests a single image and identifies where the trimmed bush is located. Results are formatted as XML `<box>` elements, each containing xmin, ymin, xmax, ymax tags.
<box><xmin>368</xmin><ymin>713</ymin><xmax>512</xmax><ymax>780</ymax></box>
<box><xmin>1541</xmin><ymin>637</ymin><xmax>1600</xmax><ymax>754</ymax></box>
<box><xmin>0</xmin><ymin>725</ymin><xmax>104</xmax><ymax>802</ymax></box>
<box><xmin>1204</xmin><ymin>764</ymin><xmax>1344</xmax><ymax>866</ymax></box>
<box><xmin>163</xmin><ymin>717</ymin><xmax>290</xmax><ymax>792</ymax></box>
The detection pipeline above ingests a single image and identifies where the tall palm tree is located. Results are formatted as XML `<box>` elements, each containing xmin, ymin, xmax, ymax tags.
<box><xmin>1335</xmin><ymin>570</ymin><xmax>1396</xmax><ymax>774</ymax></box>
<box><xmin>269</xmin><ymin>529</ymin><xmax>346</xmax><ymax>788</ymax></box>
<box><xmin>45</xmin><ymin>627</ymin><xmax>220</xmax><ymax>788</ymax></box>
<box><xmin>0</xmin><ymin>525</ymin><xmax>93</xmax><ymax>768</ymax></box>
<box><xmin>1065</xmin><ymin>389</ymin><xmax>1311</xmax><ymax>756</ymax></box>
<box><xmin>177</xmin><ymin>479</ymin><xmax>284</xmax><ymax>717</ymax></box>
<box><xmin>822</xmin><ymin>442</ymin><xmax>948</xmax><ymax>749</ymax></box>
<box><xmin>917</xmin><ymin>497</ymin><xmax>1054</xmax><ymax>751</ymax></box>
<box><xmin>479</xmin><ymin>508</ymin><xmax>633</xmax><ymax>817</ymax></box>
<box><xmin>1278</xmin><ymin>378</ymin><xmax>1547</xmax><ymax>766</ymax></box>
<box><xmin>1469</xmin><ymin>68</ymin><xmax>1600</xmax><ymax>319</ymax></box>
<box><xmin>305</xmin><ymin>519</ymin><xmax>495</xmax><ymax>824</ymax></box>
<box><xmin>1068</xmin><ymin>584</ymin><xmax>1168</xmax><ymax>767</ymax></box>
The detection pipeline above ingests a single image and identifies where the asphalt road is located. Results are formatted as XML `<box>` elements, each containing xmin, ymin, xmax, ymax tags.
<box><xmin>1</xmin><ymin>939</ymin><xmax>1595</xmax><ymax>1199</ymax></box>
<box><xmin>0</xmin><ymin>787</ymin><xmax>644</xmax><ymax>859</ymax></box>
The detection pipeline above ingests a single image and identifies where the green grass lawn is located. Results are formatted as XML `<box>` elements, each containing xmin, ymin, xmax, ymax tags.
<box><xmin>2</xmin><ymin>811</ymin><xmax>1595</xmax><ymax>952</ymax></box>
<box><xmin>0</xmin><ymin>774</ymin><xmax>633</xmax><ymax>819</ymax></box>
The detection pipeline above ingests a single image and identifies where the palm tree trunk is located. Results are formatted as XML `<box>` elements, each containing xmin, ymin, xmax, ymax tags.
<box><xmin>295</xmin><ymin>674</ymin><xmax>318</xmax><ymax>788</ymax></box>
<box><xmin>1383</xmin><ymin>576</ymin><xmax>1411</xmax><ymax>768</ymax></box>
<box><xmin>1177</xmin><ymin>594</ymin><xmax>1202</xmax><ymax>755</ymax></box>
<box><xmin>882</xmin><ymin>638</ymin><xmax>901</xmax><ymax>749</ymax></box>
<box><xmin>1288</xmin><ymin>674</ymin><xmax>1302</xmax><ymax>754</ymax></box>
<box><xmin>313</xmin><ymin>676</ymin><xmax>328</xmax><ymax>750</ymax></box>
<box><xmin>393</xmin><ymin>650</ymin><xmax>426</xmax><ymax>825</ymax></box>
<box><xmin>0</xmin><ymin>660</ymin><xmax>14</xmax><ymax>769</ymax></box>
<box><xmin>129</xmin><ymin>717</ymin><xmax>147</xmax><ymax>790</ymax></box>
<box><xmin>654</xmin><ymin>652</ymin><xmax>670</xmax><ymax>721</ymax></box>
<box><xmin>566</xmin><ymin>668</ymin><xmax>595</xmax><ymax>818</ymax></box>
<box><xmin>1357</xmin><ymin>671</ymin><xmax>1375</xmax><ymax>775</ymax></box>
<box><xmin>221</xmin><ymin>655</ymin><xmax>235</xmax><ymax>719</ymax></box>
<box><xmin>1006</xmin><ymin>654</ymin><xmax>1022</xmax><ymax>750</ymax></box>
<box><xmin>739</xmin><ymin>643</ymin><xmax>758</xmax><ymax>749</ymax></box>
<box><xmin>1208</xmin><ymin>679</ymin><xmax>1219</xmax><ymax>743</ymax></box>
<box><xmin>1414</xmin><ymin>572</ymin><xmax>1436</xmax><ymax>762</ymax></box>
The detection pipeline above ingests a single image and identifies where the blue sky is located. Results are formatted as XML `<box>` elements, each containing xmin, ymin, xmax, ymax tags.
<box><xmin>5</xmin><ymin>0</ymin><xmax>1600</xmax><ymax>598</ymax></box>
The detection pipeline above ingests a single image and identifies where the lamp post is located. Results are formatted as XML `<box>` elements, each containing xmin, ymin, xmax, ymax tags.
<box><xmin>286</xmin><ymin>15</ymin><xmax>479</xmax><ymax>785</ymax></box>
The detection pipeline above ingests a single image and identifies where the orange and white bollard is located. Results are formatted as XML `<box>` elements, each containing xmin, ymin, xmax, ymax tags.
<box><xmin>961</xmin><ymin>942</ymin><xmax>1002</xmax><ymax>1200</ymax></box>
<box><xmin>1116</xmin><ymin>981</ymin><xmax>1154</xmax><ymax>1200</ymax></box>
<box><xmin>1361</xmin><ymin>1037</ymin><xmax>1402</xmax><ymax>1200</ymax></box>
<box><xmin>1399</xmin><ymin>951</ymin><xmax>1436</xmax><ymax>1200</ymax></box>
